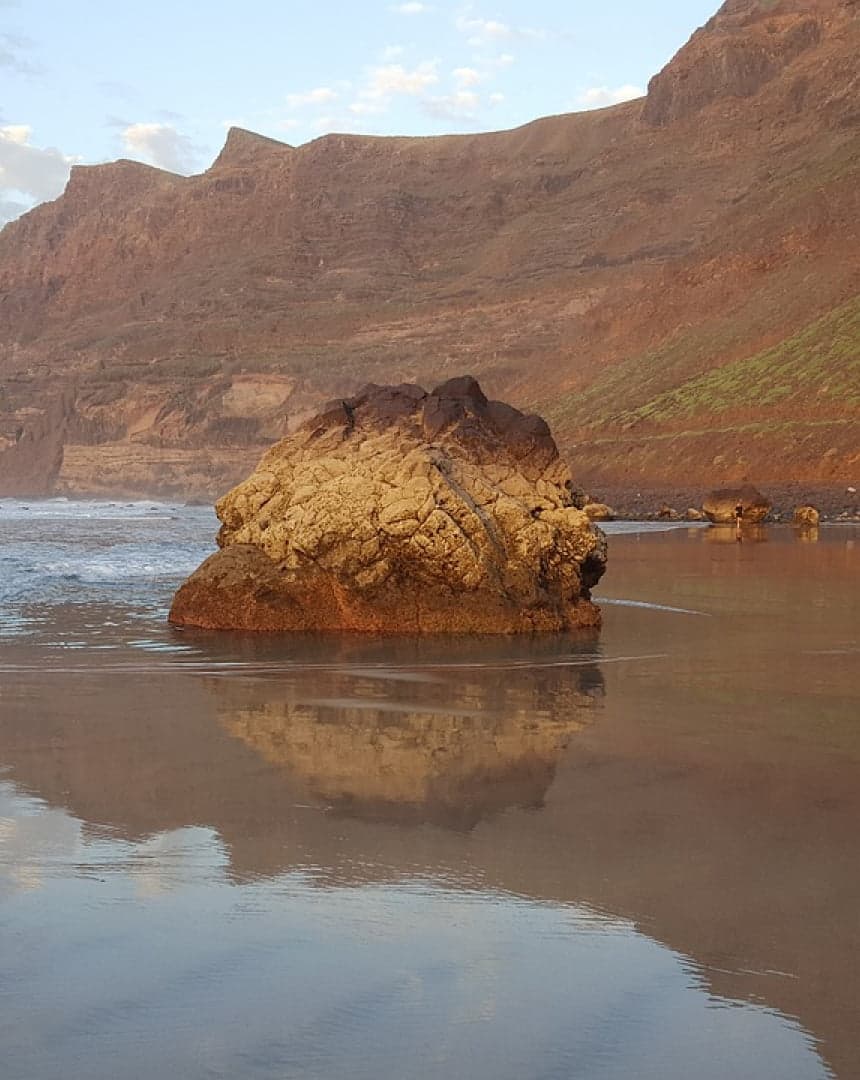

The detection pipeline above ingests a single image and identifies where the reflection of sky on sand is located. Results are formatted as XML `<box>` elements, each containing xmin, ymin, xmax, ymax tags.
<box><xmin>0</xmin><ymin>782</ymin><xmax>830</xmax><ymax>1080</ymax></box>
<box><xmin>1</xmin><ymin>522</ymin><xmax>857</xmax><ymax>1080</ymax></box>
<box><xmin>0</xmin><ymin>786</ymin><xmax>225</xmax><ymax>900</ymax></box>
<box><xmin>0</xmin><ymin>792</ymin><xmax>82</xmax><ymax>895</ymax></box>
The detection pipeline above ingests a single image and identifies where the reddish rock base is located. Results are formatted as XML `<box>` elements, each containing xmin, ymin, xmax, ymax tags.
<box><xmin>169</xmin><ymin>546</ymin><xmax>603</xmax><ymax>635</ymax></box>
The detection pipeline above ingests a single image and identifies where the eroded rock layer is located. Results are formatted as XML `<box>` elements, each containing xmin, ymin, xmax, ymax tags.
<box><xmin>169</xmin><ymin>377</ymin><xmax>606</xmax><ymax>633</ymax></box>
<box><xmin>0</xmin><ymin>390</ymin><xmax>68</xmax><ymax>496</ymax></box>
<box><xmin>1</xmin><ymin>0</ymin><xmax>858</xmax><ymax>497</ymax></box>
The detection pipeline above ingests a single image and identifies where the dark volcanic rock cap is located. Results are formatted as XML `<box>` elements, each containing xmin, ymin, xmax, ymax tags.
<box><xmin>311</xmin><ymin>376</ymin><xmax>560</xmax><ymax>481</ymax></box>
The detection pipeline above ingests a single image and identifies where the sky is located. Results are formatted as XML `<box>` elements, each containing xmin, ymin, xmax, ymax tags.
<box><xmin>0</xmin><ymin>0</ymin><xmax>719</xmax><ymax>224</ymax></box>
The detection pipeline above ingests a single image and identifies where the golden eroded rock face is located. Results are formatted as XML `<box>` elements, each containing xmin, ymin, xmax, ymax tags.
<box><xmin>169</xmin><ymin>377</ymin><xmax>607</xmax><ymax>633</ymax></box>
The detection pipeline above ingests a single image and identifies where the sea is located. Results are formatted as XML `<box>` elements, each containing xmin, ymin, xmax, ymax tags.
<box><xmin>0</xmin><ymin>498</ymin><xmax>857</xmax><ymax>1080</ymax></box>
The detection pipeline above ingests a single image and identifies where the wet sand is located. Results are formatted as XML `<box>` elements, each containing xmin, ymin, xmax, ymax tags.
<box><xmin>0</xmin><ymin>519</ymin><xmax>858</xmax><ymax>1078</ymax></box>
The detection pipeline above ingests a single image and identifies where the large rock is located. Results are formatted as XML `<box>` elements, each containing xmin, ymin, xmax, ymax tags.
<box><xmin>703</xmin><ymin>483</ymin><xmax>772</xmax><ymax>523</ymax></box>
<box><xmin>583</xmin><ymin>502</ymin><xmax>614</xmax><ymax>522</ymax></box>
<box><xmin>169</xmin><ymin>377</ymin><xmax>607</xmax><ymax>634</ymax></box>
<box><xmin>793</xmin><ymin>504</ymin><xmax>820</xmax><ymax>527</ymax></box>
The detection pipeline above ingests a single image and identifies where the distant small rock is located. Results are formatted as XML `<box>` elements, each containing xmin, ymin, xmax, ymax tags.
<box><xmin>657</xmin><ymin>503</ymin><xmax>681</xmax><ymax>521</ymax></box>
<box><xmin>703</xmin><ymin>484</ymin><xmax>771</xmax><ymax>524</ymax></box>
<box><xmin>685</xmin><ymin>508</ymin><xmax>706</xmax><ymax>521</ymax></box>
<box><xmin>583</xmin><ymin>502</ymin><xmax>614</xmax><ymax>522</ymax></box>
<box><xmin>793</xmin><ymin>505</ymin><xmax>820</xmax><ymax>527</ymax></box>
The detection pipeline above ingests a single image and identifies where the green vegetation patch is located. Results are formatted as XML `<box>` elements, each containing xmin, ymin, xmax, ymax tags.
<box><xmin>546</xmin><ymin>294</ymin><xmax>860</xmax><ymax>436</ymax></box>
<box><xmin>615</xmin><ymin>295</ymin><xmax>860</xmax><ymax>425</ymax></box>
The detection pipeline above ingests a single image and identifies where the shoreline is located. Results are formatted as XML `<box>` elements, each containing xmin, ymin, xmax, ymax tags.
<box><xmin>2</xmin><ymin>485</ymin><xmax>860</xmax><ymax>523</ymax></box>
<box><xmin>586</xmin><ymin>483</ymin><xmax>860</xmax><ymax>522</ymax></box>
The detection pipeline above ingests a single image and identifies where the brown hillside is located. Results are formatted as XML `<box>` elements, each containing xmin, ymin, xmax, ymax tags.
<box><xmin>0</xmin><ymin>0</ymin><xmax>857</xmax><ymax>497</ymax></box>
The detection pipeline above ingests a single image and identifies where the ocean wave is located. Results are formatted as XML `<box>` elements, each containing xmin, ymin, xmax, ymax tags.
<box><xmin>0</xmin><ymin>500</ymin><xmax>219</xmax><ymax>652</ymax></box>
<box><xmin>0</xmin><ymin>549</ymin><xmax>213</xmax><ymax>603</ymax></box>
<box><xmin>0</xmin><ymin>498</ymin><xmax>213</xmax><ymax>522</ymax></box>
<box><xmin>38</xmin><ymin>552</ymin><xmax>209</xmax><ymax>584</ymax></box>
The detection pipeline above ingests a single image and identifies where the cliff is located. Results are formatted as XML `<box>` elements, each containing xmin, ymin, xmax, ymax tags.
<box><xmin>0</xmin><ymin>0</ymin><xmax>857</xmax><ymax>496</ymax></box>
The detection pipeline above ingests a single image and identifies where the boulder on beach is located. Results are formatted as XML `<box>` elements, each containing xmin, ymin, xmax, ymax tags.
<box><xmin>584</xmin><ymin>502</ymin><xmax>614</xmax><ymax>522</ymax></box>
<box><xmin>703</xmin><ymin>484</ymin><xmax>771</xmax><ymax>524</ymax></box>
<box><xmin>793</xmin><ymin>505</ymin><xmax>820</xmax><ymax>527</ymax></box>
<box><xmin>169</xmin><ymin>377</ymin><xmax>607</xmax><ymax>634</ymax></box>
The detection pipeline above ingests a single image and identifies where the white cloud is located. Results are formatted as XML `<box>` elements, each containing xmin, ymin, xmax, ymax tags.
<box><xmin>456</xmin><ymin>15</ymin><xmax>512</xmax><ymax>40</ymax></box>
<box><xmin>576</xmin><ymin>84</ymin><xmax>644</xmax><ymax>109</ymax></box>
<box><xmin>348</xmin><ymin>101</ymin><xmax>385</xmax><ymax>116</ymax></box>
<box><xmin>489</xmin><ymin>92</ymin><xmax>504</xmax><ymax>105</ymax></box>
<box><xmin>0</xmin><ymin>197</ymin><xmax>28</xmax><ymax>224</ymax></box>
<box><xmin>0</xmin><ymin>31</ymin><xmax>39</xmax><ymax>75</ymax></box>
<box><xmin>455</xmin><ymin>16</ymin><xmax>543</xmax><ymax>46</ymax></box>
<box><xmin>120</xmin><ymin>122</ymin><xmax>199</xmax><ymax>173</ymax></box>
<box><xmin>1</xmin><ymin>124</ymin><xmax>29</xmax><ymax>145</ymax></box>
<box><xmin>390</xmin><ymin>1</ymin><xmax>429</xmax><ymax>12</ymax></box>
<box><xmin>286</xmin><ymin>86</ymin><xmax>339</xmax><ymax>108</ymax></box>
<box><xmin>382</xmin><ymin>45</ymin><xmax>405</xmax><ymax>61</ymax></box>
<box><xmin>452</xmin><ymin>66</ymin><xmax>482</xmax><ymax>88</ymax></box>
<box><xmin>362</xmin><ymin>60</ymin><xmax>439</xmax><ymax>101</ymax></box>
<box><xmin>0</xmin><ymin>124</ymin><xmax>75</xmax><ymax>221</ymax></box>
<box><xmin>423</xmin><ymin>90</ymin><xmax>481</xmax><ymax>120</ymax></box>
<box><xmin>97</xmin><ymin>79</ymin><xmax>137</xmax><ymax>101</ymax></box>
<box><xmin>156</xmin><ymin>107</ymin><xmax>184</xmax><ymax>125</ymax></box>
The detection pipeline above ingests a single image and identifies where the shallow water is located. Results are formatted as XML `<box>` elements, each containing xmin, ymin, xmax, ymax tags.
<box><xmin>0</xmin><ymin>501</ymin><xmax>857</xmax><ymax>1079</ymax></box>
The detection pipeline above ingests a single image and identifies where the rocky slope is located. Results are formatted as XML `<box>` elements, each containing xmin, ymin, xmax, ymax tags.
<box><xmin>169</xmin><ymin>378</ymin><xmax>606</xmax><ymax>633</ymax></box>
<box><xmin>0</xmin><ymin>0</ymin><xmax>857</xmax><ymax>497</ymax></box>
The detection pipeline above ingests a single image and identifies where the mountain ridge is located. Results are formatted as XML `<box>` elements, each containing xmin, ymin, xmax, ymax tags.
<box><xmin>0</xmin><ymin>0</ymin><xmax>857</xmax><ymax>497</ymax></box>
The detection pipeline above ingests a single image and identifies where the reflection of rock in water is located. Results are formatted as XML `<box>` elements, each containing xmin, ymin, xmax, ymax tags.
<box><xmin>794</xmin><ymin>525</ymin><xmax>819</xmax><ymax>543</ymax></box>
<box><xmin>214</xmin><ymin>661</ymin><xmax>604</xmax><ymax>830</ymax></box>
<box><xmin>705</xmin><ymin>524</ymin><xmax>769</xmax><ymax>543</ymax></box>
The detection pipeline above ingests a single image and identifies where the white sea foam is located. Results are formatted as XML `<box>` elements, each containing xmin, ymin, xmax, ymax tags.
<box><xmin>0</xmin><ymin>500</ymin><xmax>217</xmax><ymax>634</ymax></box>
<box><xmin>601</xmin><ymin>521</ymin><xmax>709</xmax><ymax>535</ymax></box>
<box><xmin>0</xmin><ymin>497</ymin><xmax>204</xmax><ymax>522</ymax></box>
<box><xmin>597</xmin><ymin>598</ymin><xmax>711</xmax><ymax>616</ymax></box>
